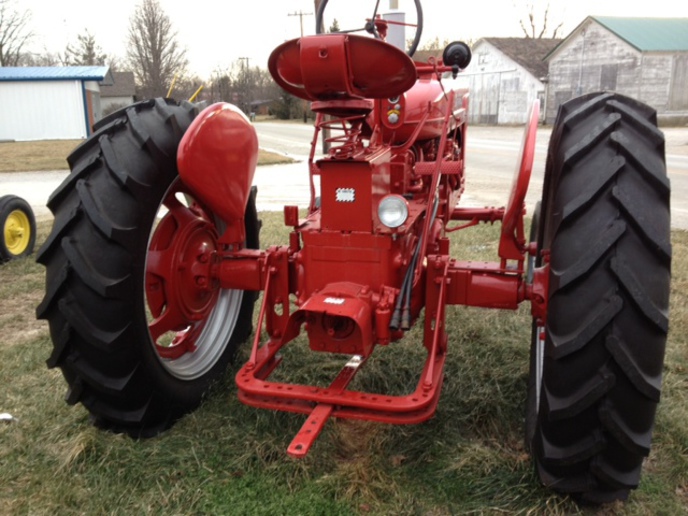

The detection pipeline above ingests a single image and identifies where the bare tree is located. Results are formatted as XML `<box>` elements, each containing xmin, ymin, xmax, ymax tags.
<box><xmin>208</xmin><ymin>61</ymin><xmax>258</xmax><ymax>112</ymax></box>
<box><xmin>169</xmin><ymin>73</ymin><xmax>204</xmax><ymax>102</ymax></box>
<box><xmin>208</xmin><ymin>67</ymin><xmax>234</xmax><ymax>103</ymax></box>
<box><xmin>105</xmin><ymin>55</ymin><xmax>123</xmax><ymax>73</ymax></box>
<box><xmin>518</xmin><ymin>1</ymin><xmax>564</xmax><ymax>39</ymax></box>
<box><xmin>208</xmin><ymin>62</ymin><xmax>283</xmax><ymax>116</ymax></box>
<box><xmin>19</xmin><ymin>48</ymin><xmax>59</xmax><ymax>67</ymax></box>
<box><xmin>418</xmin><ymin>37</ymin><xmax>452</xmax><ymax>51</ymax></box>
<box><xmin>0</xmin><ymin>0</ymin><xmax>33</xmax><ymax>66</ymax></box>
<box><xmin>63</xmin><ymin>30</ymin><xmax>108</xmax><ymax>66</ymax></box>
<box><xmin>126</xmin><ymin>0</ymin><xmax>187</xmax><ymax>99</ymax></box>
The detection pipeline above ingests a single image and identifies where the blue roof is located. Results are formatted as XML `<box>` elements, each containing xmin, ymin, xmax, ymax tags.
<box><xmin>0</xmin><ymin>66</ymin><xmax>110</xmax><ymax>82</ymax></box>
<box><xmin>593</xmin><ymin>16</ymin><xmax>688</xmax><ymax>51</ymax></box>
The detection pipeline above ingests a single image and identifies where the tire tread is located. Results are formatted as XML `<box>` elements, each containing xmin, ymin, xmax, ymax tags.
<box><xmin>528</xmin><ymin>92</ymin><xmax>671</xmax><ymax>503</ymax></box>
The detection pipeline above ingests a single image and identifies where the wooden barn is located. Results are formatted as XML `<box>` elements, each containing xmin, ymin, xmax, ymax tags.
<box><xmin>544</xmin><ymin>17</ymin><xmax>688</xmax><ymax>125</ymax></box>
<box><xmin>0</xmin><ymin>66</ymin><xmax>110</xmax><ymax>141</ymax></box>
<box><xmin>456</xmin><ymin>38</ymin><xmax>561</xmax><ymax>125</ymax></box>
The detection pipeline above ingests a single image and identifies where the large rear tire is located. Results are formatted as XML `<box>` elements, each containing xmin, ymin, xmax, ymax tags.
<box><xmin>36</xmin><ymin>98</ymin><xmax>260</xmax><ymax>436</ymax></box>
<box><xmin>526</xmin><ymin>92</ymin><xmax>671</xmax><ymax>503</ymax></box>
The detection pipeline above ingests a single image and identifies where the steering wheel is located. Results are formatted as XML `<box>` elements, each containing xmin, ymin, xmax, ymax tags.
<box><xmin>315</xmin><ymin>0</ymin><xmax>423</xmax><ymax>57</ymax></box>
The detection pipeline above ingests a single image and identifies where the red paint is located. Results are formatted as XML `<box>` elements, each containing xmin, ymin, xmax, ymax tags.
<box><xmin>177</xmin><ymin>102</ymin><xmax>258</xmax><ymax>245</ymax></box>
<box><xmin>172</xmin><ymin>26</ymin><xmax>544</xmax><ymax>458</ymax></box>
<box><xmin>268</xmin><ymin>34</ymin><xmax>417</xmax><ymax>102</ymax></box>
<box><xmin>145</xmin><ymin>184</ymin><xmax>221</xmax><ymax>360</ymax></box>
<box><xmin>499</xmin><ymin>100</ymin><xmax>540</xmax><ymax>261</ymax></box>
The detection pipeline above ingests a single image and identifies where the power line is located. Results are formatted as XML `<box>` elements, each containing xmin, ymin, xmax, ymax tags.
<box><xmin>288</xmin><ymin>10</ymin><xmax>313</xmax><ymax>37</ymax></box>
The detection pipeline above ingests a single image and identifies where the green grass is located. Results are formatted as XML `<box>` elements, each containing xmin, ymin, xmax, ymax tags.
<box><xmin>1</xmin><ymin>215</ymin><xmax>687</xmax><ymax>514</ymax></box>
<box><xmin>0</xmin><ymin>141</ymin><xmax>292</xmax><ymax>172</ymax></box>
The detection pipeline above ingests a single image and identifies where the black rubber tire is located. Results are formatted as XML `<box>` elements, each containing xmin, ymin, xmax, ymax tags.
<box><xmin>315</xmin><ymin>0</ymin><xmax>423</xmax><ymax>57</ymax></box>
<box><xmin>36</xmin><ymin>98</ymin><xmax>260</xmax><ymax>437</ymax></box>
<box><xmin>0</xmin><ymin>194</ymin><xmax>36</xmax><ymax>262</ymax></box>
<box><xmin>527</xmin><ymin>92</ymin><xmax>671</xmax><ymax>504</ymax></box>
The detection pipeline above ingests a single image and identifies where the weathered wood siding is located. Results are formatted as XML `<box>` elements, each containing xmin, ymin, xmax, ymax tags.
<box><xmin>546</xmin><ymin>19</ymin><xmax>688</xmax><ymax>124</ymax></box>
<box><xmin>457</xmin><ymin>41</ymin><xmax>545</xmax><ymax>125</ymax></box>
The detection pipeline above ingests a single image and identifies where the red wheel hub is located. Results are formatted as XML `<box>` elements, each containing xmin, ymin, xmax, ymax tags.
<box><xmin>145</xmin><ymin>189</ymin><xmax>221</xmax><ymax>359</ymax></box>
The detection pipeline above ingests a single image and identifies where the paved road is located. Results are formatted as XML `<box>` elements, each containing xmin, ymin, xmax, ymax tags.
<box><xmin>254</xmin><ymin>122</ymin><xmax>688</xmax><ymax>229</ymax></box>
<box><xmin>2</xmin><ymin>123</ymin><xmax>687</xmax><ymax>228</ymax></box>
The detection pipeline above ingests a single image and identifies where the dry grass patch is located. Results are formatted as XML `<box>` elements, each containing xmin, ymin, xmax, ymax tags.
<box><xmin>0</xmin><ymin>140</ymin><xmax>78</xmax><ymax>172</ymax></box>
<box><xmin>257</xmin><ymin>149</ymin><xmax>295</xmax><ymax>166</ymax></box>
<box><xmin>0</xmin><ymin>140</ymin><xmax>292</xmax><ymax>173</ymax></box>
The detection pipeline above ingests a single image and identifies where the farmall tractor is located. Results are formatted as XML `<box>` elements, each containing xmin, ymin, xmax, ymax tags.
<box><xmin>37</xmin><ymin>0</ymin><xmax>671</xmax><ymax>504</ymax></box>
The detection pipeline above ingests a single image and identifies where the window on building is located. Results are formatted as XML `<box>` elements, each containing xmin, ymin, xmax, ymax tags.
<box><xmin>600</xmin><ymin>64</ymin><xmax>618</xmax><ymax>91</ymax></box>
<box><xmin>669</xmin><ymin>55</ymin><xmax>688</xmax><ymax>110</ymax></box>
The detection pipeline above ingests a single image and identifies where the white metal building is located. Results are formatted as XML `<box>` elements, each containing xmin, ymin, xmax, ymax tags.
<box><xmin>0</xmin><ymin>66</ymin><xmax>111</xmax><ymax>141</ymax></box>
<box><xmin>456</xmin><ymin>38</ymin><xmax>561</xmax><ymax>125</ymax></box>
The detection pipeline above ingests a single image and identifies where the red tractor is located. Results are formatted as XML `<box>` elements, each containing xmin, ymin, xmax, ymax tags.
<box><xmin>37</xmin><ymin>0</ymin><xmax>671</xmax><ymax>504</ymax></box>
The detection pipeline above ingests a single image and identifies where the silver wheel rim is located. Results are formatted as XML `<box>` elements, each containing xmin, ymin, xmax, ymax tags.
<box><xmin>534</xmin><ymin>323</ymin><xmax>545</xmax><ymax>411</ymax></box>
<box><xmin>145</xmin><ymin>182</ymin><xmax>245</xmax><ymax>380</ymax></box>
<box><xmin>160</xmin><ymin>289</ymin><xmax>243</xmax><ymax>380</ymax></box>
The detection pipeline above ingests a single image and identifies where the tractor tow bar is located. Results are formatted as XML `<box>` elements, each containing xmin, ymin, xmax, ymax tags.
<box><xmin>286</xmin><ymin>355</ymin><xmax>365</xmax><ymax>457</ymax></box>
<box><xmin>235</xmin><ymin>247</ymin><xmax>453</xmax><ymax>457</ymax></box>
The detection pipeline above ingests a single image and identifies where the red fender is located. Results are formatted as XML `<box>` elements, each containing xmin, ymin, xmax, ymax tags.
<box><xmin>499</xmin><ymin>100</ymin><xmax>540</xmax><ymax>261</ymax></box>
<box><xmin>177</xmin><ymin>103</ymin><xmax>258</xmax><ymax>245</ymax></box>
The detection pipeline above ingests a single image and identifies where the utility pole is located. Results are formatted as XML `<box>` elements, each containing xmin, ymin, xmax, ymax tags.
<box><xmin>288</xmin><ymin>10</ymin><xmax>313</xmax><ymax>37</ymax></box>
<box><xmin>238</xmin><ymin>57</ymin><xmax>252</xmax><ymax>118</ymax></box>
<box><xmin>288</xmin><ymin>11</ymin><xmax>314</xmax><ymax>123</ymax></box>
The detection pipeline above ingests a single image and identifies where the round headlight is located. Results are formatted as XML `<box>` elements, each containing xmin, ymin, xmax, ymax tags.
<box><xmin>378</xmin><ymin>195</ymin><xmax>409</xmax><ymax>229</ymax></box>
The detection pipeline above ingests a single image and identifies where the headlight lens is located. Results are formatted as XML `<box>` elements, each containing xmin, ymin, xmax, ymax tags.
<box><xmin>378</xmin><ymin>195</ymin><xmax>409</xmax><ymax>228</ymax></box>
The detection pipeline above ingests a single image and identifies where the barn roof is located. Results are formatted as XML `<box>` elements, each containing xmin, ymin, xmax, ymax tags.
<box><xmin>0</xmin><ymin>66</ymin><xmax>110</xmax><ymax>82</ymax></box>
<box><xmin>545</xmin><ymin>17</ymin><xmax>688</xmax><ymax>60</ymax></box>
<box><xmin>479</xmin><ymin>38</ymin><xmax>561</xmax><ymax>79</ymax></box>
<box><xmin>592</xmin><ymin>16</ymin><xmax>688</xmax><ymax>52</ymax></box>
<box><xmin>99</xmin><ymin>71</ymin><xmax>136</xmax><ymax>97</ymax></box>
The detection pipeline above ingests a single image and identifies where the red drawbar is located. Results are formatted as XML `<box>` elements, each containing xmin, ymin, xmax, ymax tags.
<box><xmin>235</xmin><ymin>250</ymin><xmax>453</xmax><ymax>458</ymax></box>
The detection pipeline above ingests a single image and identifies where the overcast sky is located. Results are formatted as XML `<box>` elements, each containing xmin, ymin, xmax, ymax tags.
<box><xmin>20</xmin><ymin>0</ymin><xmax>688</xmax><ymax>77</ymax></box>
